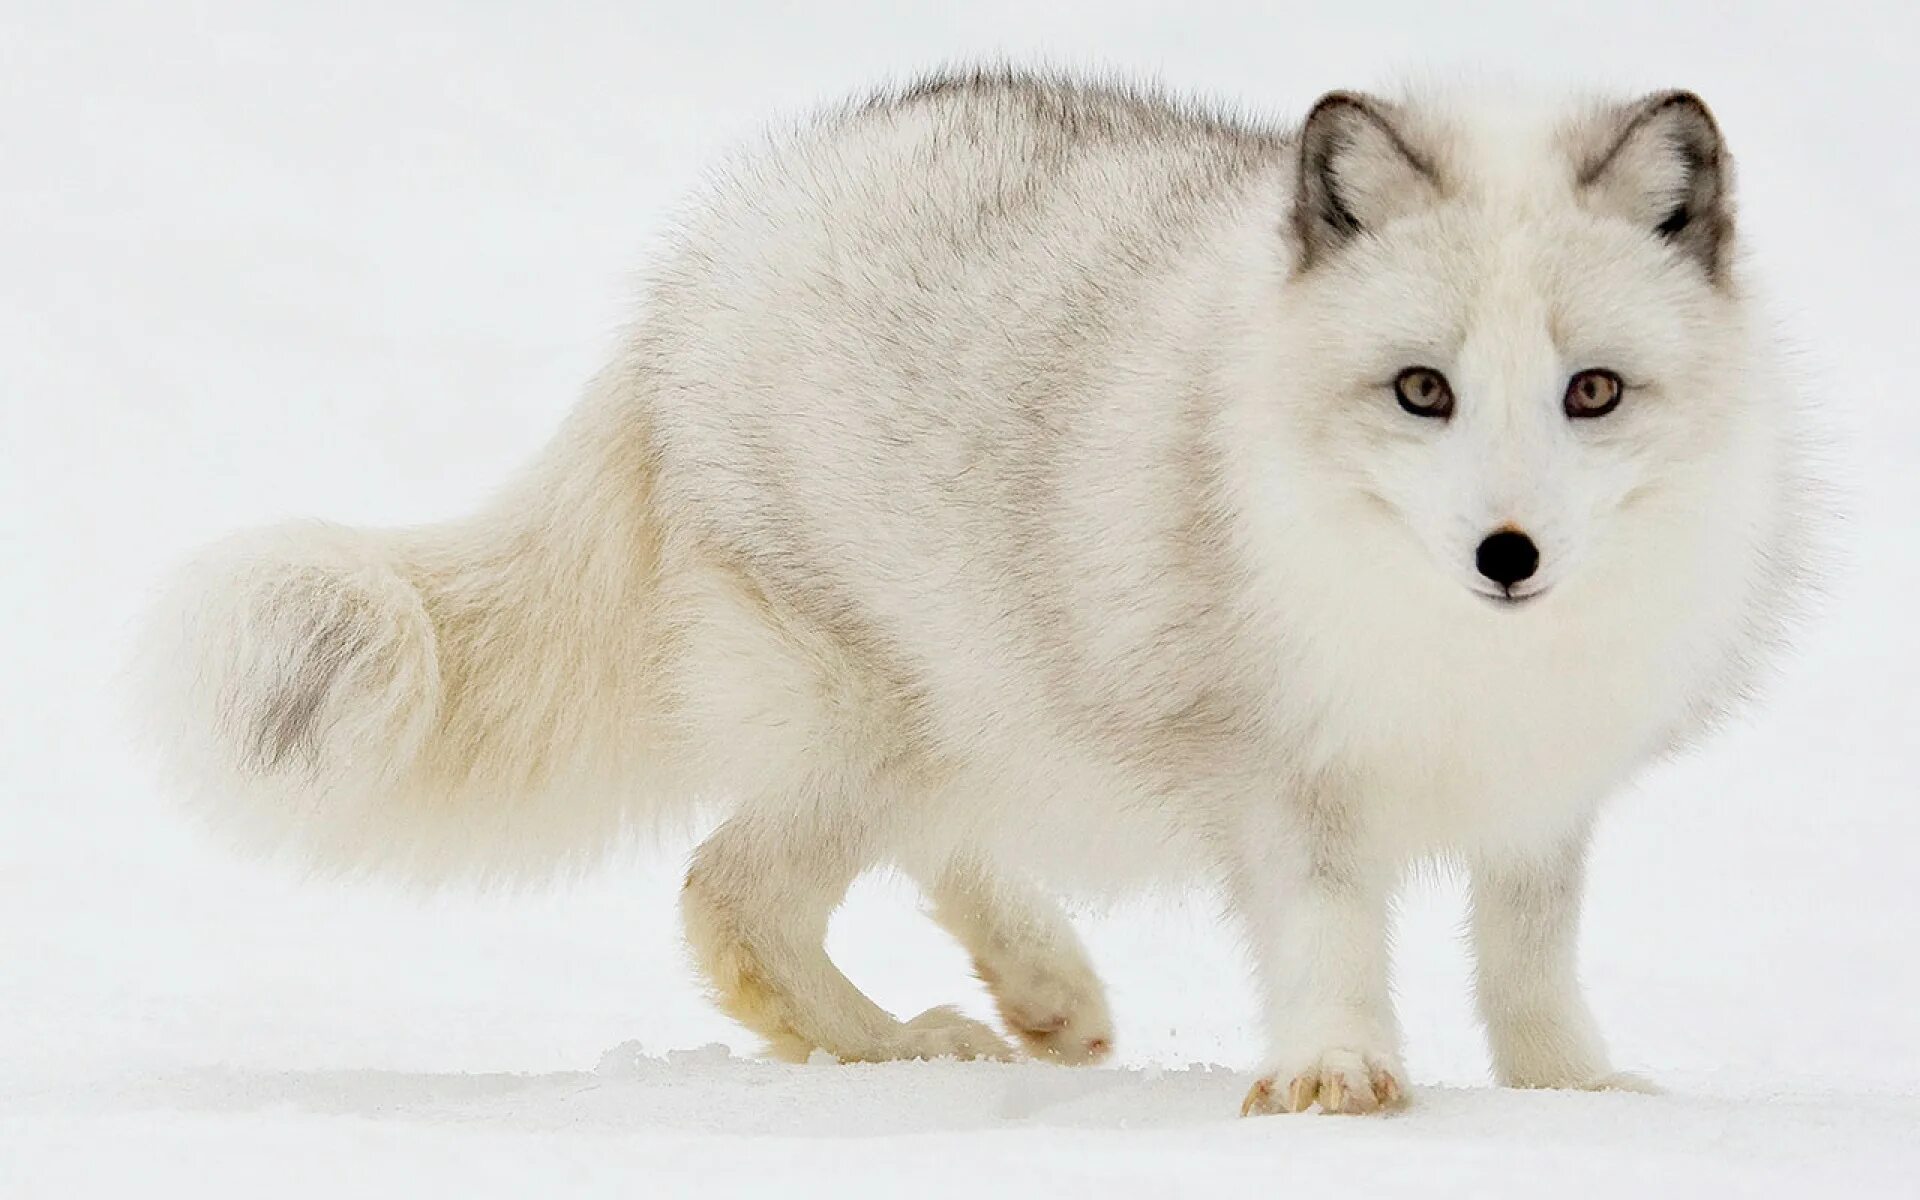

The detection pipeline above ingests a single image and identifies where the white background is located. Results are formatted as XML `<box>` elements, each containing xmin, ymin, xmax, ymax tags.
<box><xmin>3</xmin><ymin>2</ymin><xmax>1916</xmax><ymax>1195</ymax></box>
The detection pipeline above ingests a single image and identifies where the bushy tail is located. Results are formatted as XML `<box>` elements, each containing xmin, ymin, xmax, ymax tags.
<box><xmin>135</xmin><ymin>399</ymin><xmax>678</xmax><ymax>884</ymax></box>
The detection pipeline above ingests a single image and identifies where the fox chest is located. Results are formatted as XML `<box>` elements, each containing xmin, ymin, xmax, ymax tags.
<box><xmin>1290</xmin><ymin>606</ymin><xmax>1689</xmax><ymax>859</ymax></box>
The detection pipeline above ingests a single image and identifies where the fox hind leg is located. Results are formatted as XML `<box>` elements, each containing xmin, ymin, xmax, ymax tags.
<box><xmin>681</xmin><ymin>809</ymin><xmax>1012</xmax><ymax>1064</ymax></box>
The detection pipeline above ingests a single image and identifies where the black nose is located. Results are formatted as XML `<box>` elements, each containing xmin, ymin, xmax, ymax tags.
<box><xmin>1475</xmin><ymin>529</ymin><xmax>1539</xmax><ymax>588</ymax></box>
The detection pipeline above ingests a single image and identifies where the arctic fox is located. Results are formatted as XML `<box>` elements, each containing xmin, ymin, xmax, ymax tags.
<box><xmin>138</xmin><ymin>70</ymin><xmax>1812</xmax><ymax>1115</ymax></box>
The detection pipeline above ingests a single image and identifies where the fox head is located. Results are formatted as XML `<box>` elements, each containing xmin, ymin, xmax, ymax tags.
<box><xmin>1268</xmin><ymin>87</ymin><xmax>1777</xmax><ymax>616</ymax></box>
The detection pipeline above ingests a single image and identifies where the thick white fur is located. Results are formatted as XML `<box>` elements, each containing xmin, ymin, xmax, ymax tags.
<box><xmin>136</xmin><ymin>71</ymin><xmax>1813</xmax><ymax>1112</ymax></box>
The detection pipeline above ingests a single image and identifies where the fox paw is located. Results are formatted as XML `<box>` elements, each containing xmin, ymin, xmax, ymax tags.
<box><xmin>1242</xmin><ymin>1049</ymin><xmax>1409</xmax><ymax>1116</ymax></box>
<box><xmin>973</xmin><ymin>956</ymin><xmax>1113</xmax><ymax>1065</ymax></box>
<box><xmin>1499</xmin><ymin>1058</ymin><xmax>1661</xmax><ymax>1094</ymax></box>
<box><xmin>889</xmin><ymin>1006</ymin><xmax>1015</xmax><ymax>1062</ymax></box>
<box><xmin>1573</xmin><ymin>1070</ymin><xmax>1660</xmax><ymax>1094</ymax></box>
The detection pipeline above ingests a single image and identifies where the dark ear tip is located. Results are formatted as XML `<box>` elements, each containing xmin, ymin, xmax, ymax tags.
<box><xmin>1300</xmin><ymin>92</ymin><xmax>1399</xmax><ymax>165</ymax></box>
<box><xmin>1308</xmin><ymin>90</ymin><xmax>1370</xmax><ymax>114</ymax></box>
<box><xmin>1303</xmin><ymin>90</ymin><xmax>1380</xmax><ymax>131</ymax></box>
<box><xmin>1645</xmin><ymin>90</ymin><xmax>1726</xmax><ymax>146</ymax></box>
<box><xmin>1648</xmin><ymin>89</ymin><xmax>1713</xmax><ymax>115</ymax></box>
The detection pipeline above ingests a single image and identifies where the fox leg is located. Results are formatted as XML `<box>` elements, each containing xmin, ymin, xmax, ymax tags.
<box><xmin>681</xmin><ymin>810</ymin><xmax>1011</xmax><ymax>1064</ymax></box>
<box><xmin>923</xmin><ymin>861</ymin><xmax>1114</xmax><ymax>1064</ymax></box>
<box><xmin>1470</xmin><ymin>833</ymin><xmax>1654</xmax><ymax>1093</ymax></box>
<box><xmin>1230</xmin><ymin>795</ymin><xmax>1409</xmax><ymax>1116</ymax></box>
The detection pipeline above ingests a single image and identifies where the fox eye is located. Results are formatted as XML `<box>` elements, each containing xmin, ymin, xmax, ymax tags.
<box><xmin>1565</xmin><ymin>369</ymin><xmax>1624</xmax><ymax>418</ymax></box>
<box><xmin>1393</xmin><ymin>367</ymin><xmax>1454</xmax><ymax>419</ymax></box>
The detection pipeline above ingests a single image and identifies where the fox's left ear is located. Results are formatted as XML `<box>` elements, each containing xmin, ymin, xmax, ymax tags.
<box><xmin>1578</xmin><ymin>91</ymin><xmax>1734</xmax><ymax>282</ymax></box>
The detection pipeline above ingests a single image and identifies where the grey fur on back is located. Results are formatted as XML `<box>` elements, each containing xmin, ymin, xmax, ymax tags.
<box><xmin>641</xmin><ymin>70</ymin><xmax>1297</xmax><ymax>793</ymax></box>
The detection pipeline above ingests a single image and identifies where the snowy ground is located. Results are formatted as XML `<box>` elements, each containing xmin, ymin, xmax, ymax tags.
<box><xmin>4</xmin><ymin>2</ymin><xmax>1919</xmax><ymax>1196</ymax></box>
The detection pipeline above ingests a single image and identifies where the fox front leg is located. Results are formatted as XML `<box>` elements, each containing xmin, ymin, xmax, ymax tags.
<box><xmin>1470</xmin><ymin>832</ymin><xmax>1655</xmax><ymax>1094</ymax></box>
<box><xmin>1228</xmin><ymin>796</ymin><xmax>1409</xmax><ymax>1116</ymax></box>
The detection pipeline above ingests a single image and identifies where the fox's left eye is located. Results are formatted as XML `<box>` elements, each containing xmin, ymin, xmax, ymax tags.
<box><xmin>1564</xmin><ymin>369</ymin><xmax>1624</xmax><ymax>419</ymax></box>
<box><xmin>1394</xmin><ymin>367</ymin><xmax>1455</xmax><ymax>419</ymax></box>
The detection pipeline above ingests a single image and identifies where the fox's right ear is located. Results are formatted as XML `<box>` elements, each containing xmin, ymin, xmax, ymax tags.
<box><xmin>1293</xmin><ymin>91</ymin><xmax>1441</xmax><ymax>269</ymax></box>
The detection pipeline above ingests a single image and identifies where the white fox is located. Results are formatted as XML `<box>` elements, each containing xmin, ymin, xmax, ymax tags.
<box><xmin>138</xmin><ymin>70</ymin><xmax>1814</xmax><ymax>1115</ymax></box>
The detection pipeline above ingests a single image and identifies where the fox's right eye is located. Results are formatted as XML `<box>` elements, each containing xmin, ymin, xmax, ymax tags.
<box><xmin>1393</xmin><ymin>367</ymin><xmax>1454</xmax><ymax>419</ymax></box>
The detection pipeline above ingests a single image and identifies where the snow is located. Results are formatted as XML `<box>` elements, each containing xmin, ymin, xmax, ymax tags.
<box><xmin>3</xmin><ymin>2</ymin><xmax>1918</xmax><ymax>1196</ymax></box>
<box><xmin>15</xmin><ymin>1061</ymin><xmax>1919</xmax><ymax>1198</ymax></box>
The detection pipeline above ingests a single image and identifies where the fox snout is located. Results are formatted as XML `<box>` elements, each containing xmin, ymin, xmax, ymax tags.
<box><xmin>1475</xmin><ymin>529</ymin><xmax>1539</xmax><ymax>587</ymax></box>
<box><xmin>1473</xmin><ymin>528</ymin><xmax>1545</xmax><ymax>605</ymax></box>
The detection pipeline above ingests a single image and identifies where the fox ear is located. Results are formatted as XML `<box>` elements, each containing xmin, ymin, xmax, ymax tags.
<box><xmin>1294</xmin><ymin>91</ymin><xmax>1441</xmax><ymax>268</ymax></box>
<box><xmin>1578</xmin><ymin>91</ymin><xmax>1733</xmax><ymax>281</ymax></box>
